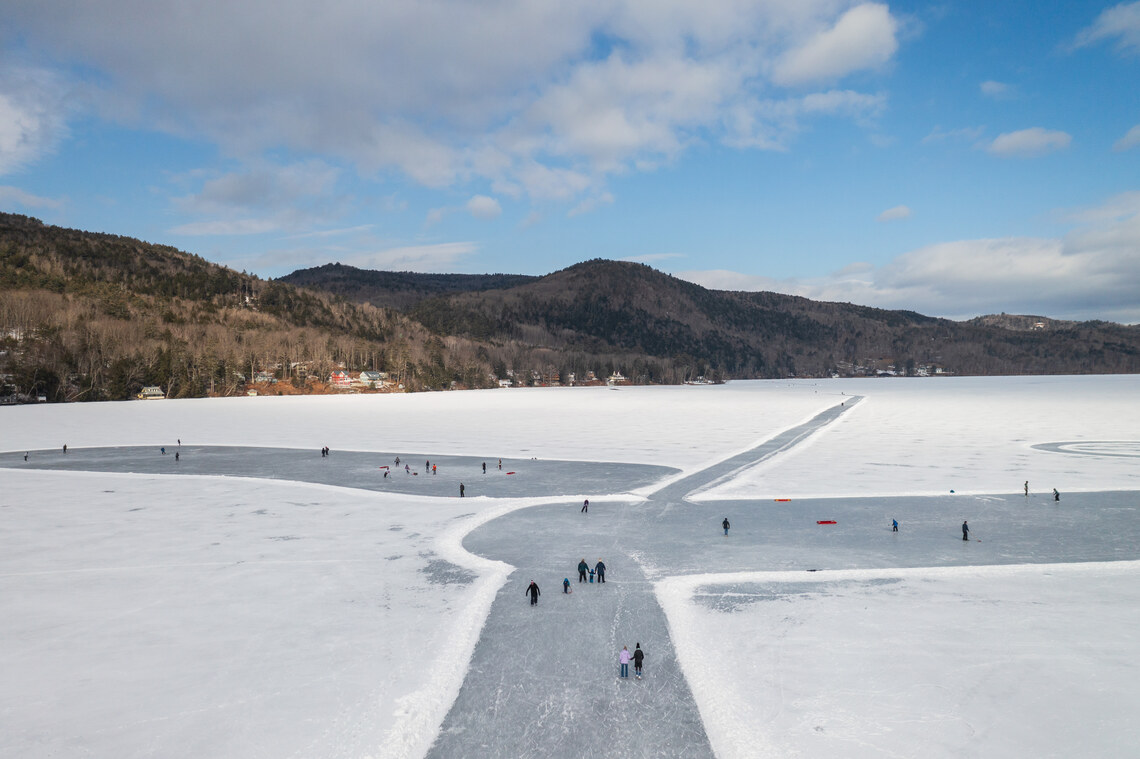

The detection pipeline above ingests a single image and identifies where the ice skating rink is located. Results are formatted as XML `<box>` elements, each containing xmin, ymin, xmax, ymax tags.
<box><xmin>2</xmin><ymin>376</ymin><xmax>1139</xmax><ymax>758</ymax></box>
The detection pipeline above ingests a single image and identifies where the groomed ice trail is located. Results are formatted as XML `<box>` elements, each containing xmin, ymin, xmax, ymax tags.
<box><xmin>425</xmin><ymin>400</ymin><xmax>860</xmax><ymax>758</ymax></box>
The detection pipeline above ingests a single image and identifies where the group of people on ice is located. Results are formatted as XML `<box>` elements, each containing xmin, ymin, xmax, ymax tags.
<box><xmin>576</xmin><ymin>558</ymin><xmax>606</xmax><ymax>584</ymax></box>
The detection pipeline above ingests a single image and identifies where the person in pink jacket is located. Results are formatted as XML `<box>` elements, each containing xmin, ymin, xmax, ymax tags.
<box><xmin>619</xmin><ymin>646</ymin><xmax>631</xmax><ymax>678</ymax></box>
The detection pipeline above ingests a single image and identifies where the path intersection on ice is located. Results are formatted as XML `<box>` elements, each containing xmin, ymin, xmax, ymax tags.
<box><xmin>2</xmin><ymin>377</ymin><xmax>1139</xmax><ymax>758</ymax></box>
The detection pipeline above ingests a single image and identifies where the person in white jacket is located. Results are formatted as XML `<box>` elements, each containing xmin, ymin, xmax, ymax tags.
<box><xmin>619</xmin><ymin>646</ymin><xmax>631</xmax><ymax>678</ymax></box>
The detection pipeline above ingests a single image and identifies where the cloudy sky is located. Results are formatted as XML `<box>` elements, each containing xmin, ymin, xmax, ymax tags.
<box><xmin>2</xmin><ymin>1</ymin><xmax>1138</xmax><ymax>322</ymax></box>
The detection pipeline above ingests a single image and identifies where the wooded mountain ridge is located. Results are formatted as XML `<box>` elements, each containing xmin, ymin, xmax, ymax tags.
<box><xmin>3</xmin><ymin>212</ymin><xmax>1139</xmax><ymax>402</ymax></box>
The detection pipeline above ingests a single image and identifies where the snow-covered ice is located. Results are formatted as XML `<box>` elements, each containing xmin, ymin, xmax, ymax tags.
<box><xmin>2</xmin><ymin>377</ymin><xmax>1138</xmax><ymax>758</ymax></box>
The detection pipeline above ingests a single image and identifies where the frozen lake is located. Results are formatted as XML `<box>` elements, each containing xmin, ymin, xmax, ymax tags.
<box><xmin>2</xmin><ymin>377</ymin><xmax>1139</xmax><ymax>758</ymax></box>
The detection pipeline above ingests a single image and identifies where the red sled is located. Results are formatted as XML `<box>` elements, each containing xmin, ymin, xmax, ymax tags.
<box><xmin>817</xmin><ymin>520</ymin><xmax>837</xmax><ymax>525</ymax></box>
<box><xmin>506</xmin><ymin>471</ymin><xmax>516</xmax><ymax>475</ymax></box>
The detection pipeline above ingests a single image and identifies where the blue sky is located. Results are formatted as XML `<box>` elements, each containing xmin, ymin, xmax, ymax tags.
<box><xmin>2</xmin><ymin>1</ymin><xmax>1138</xmax><ymax>322</ymax></box>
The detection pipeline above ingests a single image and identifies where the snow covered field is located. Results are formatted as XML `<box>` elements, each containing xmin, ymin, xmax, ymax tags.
<box><xmin>2</xmin><ymin>377</ymin><xmax>1138</xmax><ymax>758</ymax></box>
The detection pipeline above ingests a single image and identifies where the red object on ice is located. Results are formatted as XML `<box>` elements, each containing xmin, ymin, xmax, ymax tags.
<box><xmin>816</xmin><ymin>520</ymin><xmax>837</xmax><ymax>525</ymax></box>
<box><xmin>506</xmin><ymin>471</ymin><xmax>516</xmax><ymax>475</ymax></box>
<box><xmin>379</xmin><ymin>465</ymin><xmax>389</xmax><ymax>469</ymax></box>
<box><xmin>774</xmin><ymin>498</ymin><xmax>791</xmax><ymax>502</ymax></box>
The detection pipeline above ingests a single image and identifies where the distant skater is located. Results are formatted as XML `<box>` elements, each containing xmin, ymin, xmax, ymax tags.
<box><xmin>578</xmin><ymin>559</ymin><xmax>589</xmax><ymax>582</ymax></box>
<box><xmin>24</xmin><ymin>452</ymin><xmax>28</xmax><ymax>461</ymax></box>
<box><xmin>962</xmin><ymin>520</ymin><xmax>970</xmax><ymax>541</ymax></box>
<box><xmin>526</xmin><ymin>580</ymin><xmax>540</xmax><ymax>606</ymax></box>
<box><xmin>460</xmin><ymin>483</ymin><xmax>465</xmax><ymax>497</ymax></box>
<box><xmin>722</xmin><ymin>517</ymin><xmax>730</xmax><ymax>536</ymax></box>
<box><xmin>432</xmin><ymin>464</ymin><xmax>437</xmax><ymax>475</ymax></box>
<box><xmin>395</xmin><ymin>456</ymin><xmax>400</xmax><ymax>465</ymax></box>
<box><xmin>619</xmin><ymin>646</ymin><xmax>631</xmax><ymax>678</ymax></box>
<box><xmin>892</xmin><ymin>519</ymin><xmax>898</xmax><ymax>532</ymax></box>
<box><xmin>1053</xmin><ymin>488</ymin><xmax>1060</xmax><ymax>502</ymax></box>
<box><xmin>177</xmin><ymin>439</ymin><xmax>181</xmax><ymax>447</ymax></box>
<box><xmin>498</xmin><ymin>459</ymin><xmax>502</xmax><ymax>470</ymax></box>
<box><xmin>563</xmin><ymin>578</ymin><xmax>571</xmax><ymax>594</ymax></box>
<box><xmin>595</xmin><ymin>559</ymin><xmax>606</xmax><ymax>583</ymax></box>
<box><xmin>1024</xmin><ymin>481</ymin><xmax>1029</xmax><ymax>497</ymax></box>
<box><xmin>175</xmin><ymin>451</ymin><xmax>180</xmax><ymax>461</ymax></box>
<box><xmin>581</xmin><ymin>499</ymin><xmax>589</xmax><ymax>513</ymax></box>
<box><xmin>482</xmin><ymin>462</ymin><xmax>486</xmax><ymax>474</ymax></box>
<box><xmin>633</xmin><ymin>643</ymin><xmax>644</xmax><ymax>679</ymax></box>
<box><xmin>63</xmin><ymin>444</ymin><xmax>67</xmax><ymax>454</ymax></box>
<box><xmin>161</xmin><ymin>447</ymin><xmax>166</xmax><ymax>455</ymax></box>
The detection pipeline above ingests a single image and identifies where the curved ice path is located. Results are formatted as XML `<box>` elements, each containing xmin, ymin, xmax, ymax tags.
<box><xmin>424</xmin><ymin>399</ymin><xmax>863</xmax><ymax>758</ymax></box>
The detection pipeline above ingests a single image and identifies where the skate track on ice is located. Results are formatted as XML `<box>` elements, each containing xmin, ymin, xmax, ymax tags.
<box><xmin>424</xmin><ymin>398</ymin><xmax>862</xmax><ymax>759</ymax></box>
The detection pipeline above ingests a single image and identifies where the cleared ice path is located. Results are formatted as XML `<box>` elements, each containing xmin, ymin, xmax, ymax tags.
<box><xmin>425</xmin><ymin>399</ymin><xmax>862</xmax><ymax>759</ymax></box>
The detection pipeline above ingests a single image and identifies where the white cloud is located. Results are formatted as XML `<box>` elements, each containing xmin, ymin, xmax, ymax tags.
<box><xmin>877</xmin><ymin>205</ymin><xmax>911</xmax><ymax>222</ymax></box>
<box><xmin>567</xmin><ymin>192</ymin><xmax>614</xmax><ymax>217</ymax></box>
<box><xmin>0</xmin><ymin>68</ymin><xmax>70</xmax><ymax>176</ymax></box>
<box><xmin>922</xmin><ymin>125</ymin><xmax>985</xmax><ymax>145</ymax></box>
<box><xmin>676</xmin><ymin>192</ymin><xmax>1140</xmax><ymax>323</ymax></box>
<box><xmin>773</xmin><ymin>3</ymin><xmax>899</xmax><ymax>85</ymax></box>
<box><xmin>979</xmin><ymin>80</ymin><xmax>1011</xmax><ymax>98</ymax></box>
<box><xmin>1113</xmin><ymin>124</ymin><xmax>1140</xmax><ymax>152</ymax></box>
<box><xmin>986</xmin><ymin>128</ymin><xmax>1072</xmax><ymax>157</ymax></box>
<box><xmin>169</xmin><ymin>160</ymin><xmax>343</xmax><ymax>235</ymax></box>
<box><xmin>1073</xmin><ymin>1</ymin><xmax>1140</xmax><ymax>55</ymax></box>
<box><xmin>4</xmin><ymin>0</ymin><xmax>904</xmax><ymax>206</ymax></box>
<box><xmin>466</xmin><ymin>195</ymin><xmax>502</xmax><ymax>219</ymax></box>
<box><xmin>0</xmin><ymin>185</ymin><xmax>63</xmax><ymax>209</ymax></box>
<box><xmin>339</xmin><ymin>242</ymin><xmax>479</xmax><ymax>272</ymax></box>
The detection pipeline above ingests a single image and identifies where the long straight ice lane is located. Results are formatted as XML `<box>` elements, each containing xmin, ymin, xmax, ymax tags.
<box><xmin>427</xmin><ymin>399</ymin><xmax>860</xmax><ymax>758</ymax></box>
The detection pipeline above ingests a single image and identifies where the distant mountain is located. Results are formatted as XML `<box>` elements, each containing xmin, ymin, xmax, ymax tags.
<box><xmin>4</xmin><ymin>212</ymin><xmax>1139</xmax><ymax>404</ymax></box>
<box><xmin>290</xmin><ymin>257</ymin><xmax>1140</xmax><ymax>379</ymax></box>
<box><xmin>279</xmin><ymin>263</ymin><xmax>538</xmax><ymax>310</ymax></box>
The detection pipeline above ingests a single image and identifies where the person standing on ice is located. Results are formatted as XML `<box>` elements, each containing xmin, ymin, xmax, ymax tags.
<box><xmin>581</xmin><ymin>499</ymin><xmax>589</xmax><ymax>513</ymax></box>
<box><xmin>482</xmin><ymin>462</ymin><xmax>486</xmax><ymax>474</ymax></box>
<box><xmin>526</xmin><ymin>580</ymin><xmax>540</xmax><ymax>606</ymax></box>
<box><xmin>578</xmin><ymin>559</ymin><xmax>589</xmax><ymax>583</ymax></box>
<box><xmin>722</xmin><ymin>517</ymin><xmax>730</xmax><ymax>536</ymax></box>
<box><xmin>892</xmin><ymin>519</ymin><xmax>898</xmax><ymax>532</ymax></box>
<box><xmin>594</xmin><ymin>559</ymin><xmax>606</xmax><ymax>583</ymax></box>
<box><xmin>1053</xmin><ymin>488</ymin><xmax>1060</xmax><ymax>502</ymax></box>
<box><xmin>563</xmin><ymin>578</ymin><xmax>571</xmax><ymax>594</ymax></box>
<box><xmin>962</xmin><ymin>520</ymin><xmax>970</xmax><ymax>541</ymax></box>
<box><xmin>632</xmin><ymin>643</ymin><xmax>644</xmax><ymax>679</ymax></box>
<box><xmin>1025</xmin><ymin>481</ymin><xmax>1029</xmax><ymax>497</ymax></box>
<box><xmin>619</xmin><ymin>646</ymin><xmax>631</xmax><ymax>678</ymax></box>
<box><xmin>460</xmin><ymin>483</ymin><xmax>465</xmax><ymax>497</ymax></box>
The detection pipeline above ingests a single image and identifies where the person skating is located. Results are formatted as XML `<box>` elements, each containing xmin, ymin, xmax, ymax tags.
<box><xmin>962</xmin><ymin>520</ymin><xmax>970</xmax><ymax>541</ymax></box>
<box><xmin>563</xmin><ymin>578</ymin><xmax>571</xmax><ymax>594</ymax></box>
<box><xmin>722</xmin><ymin>517</ymin><xmax>730</xmax><ymax>536</ymax></box>
<box><xmin>892</xmin><ymin>519</ymin><xmax>898</xmax><ymax>532</ymax></box>
<box><xmin>633</xmin><ymin>643</ymin><xmax>644</xmax><ymax>679</ymax></box>
<box><xmin>1053</xmin><ymin>488</ymin><xmax>1060</xmax><ymax>502</ymax></box>
<box><xmin>526</xmin><ymin>580</ymin><xmax>540</xmax><ymax>606</ymax></box>
<box><xmin>578</xmin><ymin>559</ymin><xmax>589</xmax><ymax>583</ymax></box>
<box><xmin>594</xmin><ymin>559</ymin><xmax>606</xmax><ymax>583</ymax></box>
<box><xmin>1024</xmin><ymin>481</ymin><xmax>1029</xmax><ymax>497</ymax></box>
<box><xmin>619</xmin><ymin>646</ymin><xmax>631</xmax><ymax>678</ymax></box>
<box><xmin>460</xmin><ymin>482</ymin><xmax>465</xmax><ymax>497</ymax></box>
<box><xmin>482</xmin><ymin>462</ymin><xmax>486</xmax><ymax>474</ymax></box>
<box><xmin>581</xmin><ymin>499</ymin><xmax>589</xmax><ymax>513</ymax></box>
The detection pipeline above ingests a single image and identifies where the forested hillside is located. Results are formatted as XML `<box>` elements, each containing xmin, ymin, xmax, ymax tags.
<box><xmin>4</xmin><ymin>213</ymin><xmax>1139</xmax><ymax>404</ymax></box>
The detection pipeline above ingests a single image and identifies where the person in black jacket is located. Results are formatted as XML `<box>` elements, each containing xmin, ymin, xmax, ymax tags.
<box><xmin>632</xmin><ymin>643</ymin><xmax>644</xmax><ymax>679</ymax></box>
<box><xmin>594</xmin><ymin>559</ymin><xmax>606</xmax><ymax>583</ymax></box>
<box><xmin>578</xmin><ymin>559</ymin><xmax>589</xmax><ymax>583</ymax></box>
<box><xmin>525</xmin><ymin>581</ymin><xmax>540</xmax><ymax>606</ymax></box>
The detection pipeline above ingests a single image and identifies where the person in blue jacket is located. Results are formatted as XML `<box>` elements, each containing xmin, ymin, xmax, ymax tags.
<box><xmin>892</xmin><ymin>519</ymin><xmax>898</xmax><ymax>532</ymax></box>
<box><xmin>962</xmin><ymin>520</ymin><xmax>970</xmax><ymax>541</ymax></box>
<box><xmin>563</xmin><ymin>578</ymin><xmax>571</xmax><ymax>594</ymax></box>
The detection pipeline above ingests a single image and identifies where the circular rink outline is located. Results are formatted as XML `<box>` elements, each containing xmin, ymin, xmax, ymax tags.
<box><xmin>1032</xmin><ymin>441</ymin><xmax>1140</xmax><ymax>459</ymax></box>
